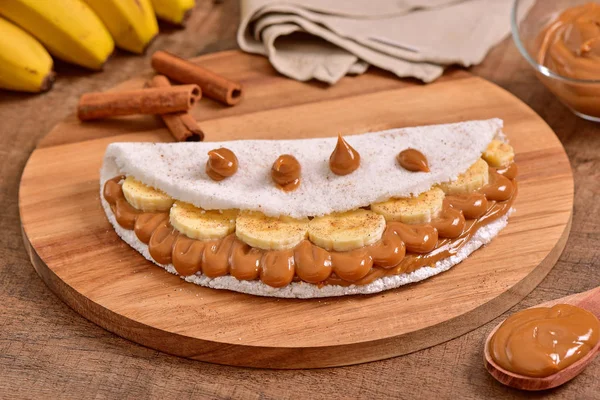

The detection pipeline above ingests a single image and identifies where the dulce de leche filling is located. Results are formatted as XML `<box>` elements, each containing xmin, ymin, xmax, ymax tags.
<box><xmin>105</xmin><ymin>168</ymin><xmax>516</xmax><ymax>287</ymax></box>
<box><xmin>489</xmin><ymin>304</ymin><xmax>600</xmax><ymax>378</ymax></box>
<box><xmin>538</xmin><ymin>3</ymin><xmax>600</xmax><ymax>80</ymax></box>
<box><xmin>104</xmin><ymin>162</ymin><xmax>517</xmax><ymax>288</ymax></box>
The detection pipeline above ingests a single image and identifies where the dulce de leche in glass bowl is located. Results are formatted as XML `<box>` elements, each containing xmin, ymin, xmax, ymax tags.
<box><xmin>512</xmin><ymin>0</ymin><xmax>600</xmax><ymax>121</ymax></box>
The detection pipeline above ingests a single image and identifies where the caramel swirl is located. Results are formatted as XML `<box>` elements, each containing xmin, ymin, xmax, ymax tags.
<box><xmin>538</xmin><ymin>3</ymin><xmax>600</xmax><ymax>81</ymax></box>
<box><xmin>114</xmin><ymin>198</ymin><xmax>140</xmax><ymax>230</ymax></box>
<box><xmin>329</xmin><ymin>134</ymin><xmax>360</xmax><ymax>176</ymax></box>
<box><xmin>148</xmin><ymin>221</ymin><xmax>179</xmax><ymax>265</ymax></box>
<box><xmin>397</xmin><ymin>148</ymin><xmax>429</xmax><ymax>172</ymax></box>
<box><xmin>294</xmin><ymin>240</ymin><xmax>332</xmax><ymax>283</ymax></box>
<box><xmin>230</xmin><ymin>240</ymin><xmax>262</xmax><ymax>281</ymax></box>
<box><xmin>446</xmin><ymin>193</ymin><xmax>488</xmax><ymax>219</ymax></box>
<box><xmin>388</xmin><ymin>222</ymin><xmax>438</xmax><ymax>254</ymax></box>
<box><xmin>135</xmin><ymin>213</ymin><xmax>169</xmax><ymax>244</ymax></box>
<box><xmin>497</xmin><ymin>162</ymin><xmax>518</xmax><ymax>180</ymax></box>
<box><xmin>260</xmin><ymin>250</ymin><xmax>295</xmax><ymax>287</ymax></box>
<box><xmin>104</xmin><ymin>176</ymin><xmax>141</xmax><ymax>230</ymax></box>
<box><xmin>272</xmin><ymin>154</ymin><xmax>301</xmax><ymax>192</ymax></box>
<box><xmin>202</xmin><ymin>235</ymin><xmax>235</xmax><ymax>277</ymax></box>
<box><xmin>172</xmin><ymin>236</ymin><xmax>204</xmax><ymax>276</ymax></box>
<box><xmin>104</xmin><ymin>162</ymin><xmax>517</xmax><ymax>288</ymax></box>
<box><xmin>206</xmin><ymin>147</ymin><xmax>238</xmax><ymax>181</ymax></box>
<box><xmin>103</xmin><ymin>175</ymin><xmax>125</xmax><ymax>203</ymax></box>
<box><xmin>480</xmin><ymin>169</ymin><xmax>515</xmax><ymax>202</ymax></box>
<box><xmin>430</xmin><ymin>201</ymin><xmax>466</xmax><ymax>239</ymax></box>
<box><xmin>535</xmin><ymin>4</ymin><xmax>600</xmax><ymax>118</ymax></box>
<box><xmin>331</xmin><ymin>248</ymin><xmax>373</xmax><ymax>281</ymax></box>
<box><xmin>369</xmin><ymin>227</ymin><xmax>406</xmax><ymax>268</ymax></box>
<box><xmin>490</xmin><ymin>304</ymin><xmax>600</xmax><ymax>378</ymax></box>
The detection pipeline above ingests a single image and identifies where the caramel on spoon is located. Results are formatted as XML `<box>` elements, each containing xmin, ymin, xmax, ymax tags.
<box><xmin>484</xmin><ymin>287</ymin><xmax>600</xmax><ymax>391</ymax></box>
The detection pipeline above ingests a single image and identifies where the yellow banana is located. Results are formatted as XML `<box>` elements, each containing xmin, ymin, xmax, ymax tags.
<box><xmin>0</xmin><ymin>0</ymin><xmax>114</xmax><ymax>70</ymax></box>
<box><xmin>439</xmin><ymin>158</ymin><xmax>489</xmax><ymax>195</ymax></box>
<box><xmin>170</xmin><ymin>201</ymin><xmax>237</xmax><ymax>240</ymax></box>
<box><xmin>151</xmin><ymin>0</ymin><xmax>195</xmax><ymax>26</ymax></box>
<box><xmin>308</xmin><ymin>210</ymin><xmax>386</xmax><ymax>252</ymax></box>
<box><xmin>84</xmin><ymin>0</ymin><xmax>158</xmax><ymax>54</ymax></box>
<box><xmin>236</xmin><ymin>211</ymin><xmax>309</xmax><ymax>250</ymax></box>
<box><xmin>371</xmin><ymin>187</ymin><xmax>445</xmax><ymax>224</ymax></box>
<box><xmin>0</xmin><ymin>17</ymin><xmax>54</xmax><ymax>93</ymax></box>
<box><xmin>483</xmin><ymin>140</ymin><xmax>515</xmax><ymax>168</ymax></box>
<box><xmin>122</xmin><ymin>177</ymin><xmax>174</xmax><ymax>212</ymax></box>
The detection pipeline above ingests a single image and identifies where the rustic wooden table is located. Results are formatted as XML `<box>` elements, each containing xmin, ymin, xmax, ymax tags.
<box><xmin>1</xmin><ymin>2</ymin><xmax>598</xmax><ymax>399</ymax></box>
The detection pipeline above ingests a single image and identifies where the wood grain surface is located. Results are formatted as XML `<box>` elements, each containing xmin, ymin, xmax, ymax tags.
<box><xmin>19</xmin><ymin>50</ymin><xmax>572</xmax><ymax>368</ymax></box>
<box><xmin>1</xmin><ymin>1</ymin><xmax>599</xmax><ymax>398</ymax></box>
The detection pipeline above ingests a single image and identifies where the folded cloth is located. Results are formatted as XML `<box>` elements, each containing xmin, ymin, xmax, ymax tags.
<box><xmin>237</xmin><ymin>0</ymin><xmax>535</xmax><ymax>84</ymax></box>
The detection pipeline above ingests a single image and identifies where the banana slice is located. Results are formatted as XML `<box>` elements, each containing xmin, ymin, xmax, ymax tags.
<box><xmin>235</xmin><ymin>211</ymin><xmax>309</xmax><ymax>250</ymax></box>
<box><xmin>371</xmin><ymin>187</ymin><xmax>445</xmax><ymax>224</ymax></box>
<box><xmin>482</xmin><ymin>140</ymin><xmax>515</xmax><ymax>167</ymax></box>
<box><xmin>122</xmin><ymin>176</ymin><xmax>173</xmax><ymax>211</ymax></box>
<box><xmin>170</xmin><ymin>201</ymin><xmax>237</xmax><ymax>240</ymax></box>
<box><xmin>308</xmin><ymin>209</ymin><xmax>385</xmax><ymax>252</ymax></box>
<box><xmin>439</xmin><ymin>158</ymin><xmax>489</xmax><ymax>195</ymax></box>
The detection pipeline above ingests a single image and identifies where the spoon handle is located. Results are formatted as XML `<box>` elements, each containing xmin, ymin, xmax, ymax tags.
<box><xmin>533</xmin><ymin>287</ymin><xmax>600</xmax><ymax>317</ymax></box>
<box><xmin>577</xmin><ymin>287</ymin><xmax>600</xmax><ymax>318</ymax></box>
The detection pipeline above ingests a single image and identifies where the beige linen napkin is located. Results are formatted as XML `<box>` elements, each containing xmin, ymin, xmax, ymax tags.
<box><xmin>238</xmin><ymin>0</ymin><xmax>535</xmax><ymax>84</ymax></box>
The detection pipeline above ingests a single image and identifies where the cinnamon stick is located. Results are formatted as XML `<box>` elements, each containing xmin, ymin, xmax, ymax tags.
<box><xmin>77</xmin><ymin>85</ymin><xmax>201</xmax><ymax>121</ymax></box>
<box><xmin>146</xmin><ymin>75</ymin><xmax>205</xmax><ymax>142</ymax></box>
<box><xmin>151</xmin><ymin>50</ymin><xmax>242</xmax><ymax>106</ymax></box>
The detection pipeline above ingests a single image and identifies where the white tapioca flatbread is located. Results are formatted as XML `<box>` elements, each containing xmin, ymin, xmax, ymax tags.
<box><xmin>100</xmin><ymin>119</ymin><xmax>503</xmax><ymax>218</ymax></box>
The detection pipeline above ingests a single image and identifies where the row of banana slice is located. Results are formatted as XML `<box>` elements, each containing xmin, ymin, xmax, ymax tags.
<box><xmin>120</xmin><ymin>140</ymin><xmax>514</xmax><ymax>252</ymax></box>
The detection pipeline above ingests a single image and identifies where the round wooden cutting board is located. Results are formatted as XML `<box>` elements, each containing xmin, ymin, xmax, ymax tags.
<box><xmin>19</xmin><ymin>51</ymin><xmax>573</xmax><ymax>369</ymax></box>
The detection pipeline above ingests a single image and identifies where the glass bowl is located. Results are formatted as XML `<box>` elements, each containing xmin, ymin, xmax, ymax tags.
<box><xmin>512</xmin><ymin>0</ymin><xmax>600</xmax><ymax>122</ymax></box>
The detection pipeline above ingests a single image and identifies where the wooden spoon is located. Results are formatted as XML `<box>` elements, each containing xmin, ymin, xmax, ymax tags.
<box><xmin>484</xmin><ymin>287</ymin><xmax>600</xmax><ymax>391</ymax></box>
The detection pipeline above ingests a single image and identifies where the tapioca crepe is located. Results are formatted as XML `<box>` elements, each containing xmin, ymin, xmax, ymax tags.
<box><xmin>99</xmin><ymin>118</ymin><xmax>516</xmax><ymax>298</ymax></box>
<box><xmin>100</xmin><ymin>119</ymin><xmax>503</xmax><ymax>218</ymax></box>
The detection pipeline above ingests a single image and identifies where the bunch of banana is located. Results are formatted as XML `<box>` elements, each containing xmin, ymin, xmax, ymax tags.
<box><xmin>308</xmin><ymin>210</ymin><xmax>386</xmax><ymax>252</ymax></box>
<box><xmin>0</xmin><ymin>0</ymin><xmax>114</xmax><ymax>70</ymax></box>
<box><xmin>439</xmin><ymin>158</ymin><xmax>489</xmax><ymax>195</ymax></box>
<box><xmin>371</xmin><ymin>187</ymin><xmax>445</xmax><ymax>224</ymax></box>
<box><xmin>0</xmin><ymin>17</ymin><xmax>54</xmax><ymax>93</ymax></box>
<box><xmin>122</xmin><ymin>177</ymin><xmax>174</xmax><ymax>212</ymax></box>
<box><xmin>151</xmin><ymin>0</ymin><xmax>196</xmax><ymax>26</ymax></box>
<box><xmin>482</xmin><ymin>140</ymin><xmax>515</xmax><ymax>167</ymax></box>
<box><xmin>84</xmin><ymin>0</ymin><xmax>158</xmax><ymax>54</ymax></box>
<box><xmin>170</xmin><ymin>201</ymin><xmax>238</xmax><ymax>240</ymax></box>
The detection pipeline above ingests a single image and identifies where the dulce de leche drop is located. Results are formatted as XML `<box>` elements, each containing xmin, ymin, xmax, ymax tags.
<box><xmin>329</xmin><ymin>134</ymin><xmax>360</xmax><ymax>176</ymax></box>
<box><xmin>271</xmin><ymin>154</ymin><xmax>301</xmax><ymax>191</ymax></box>
<box><xmin>397</xmin><ymin>148</ymin><xmax>429</xmax><ymax>172</ymax></box>
<box><xmin>206</xmin><ymin>147</ymin><xmax>238</xmax><ymax>181</ymax></box>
